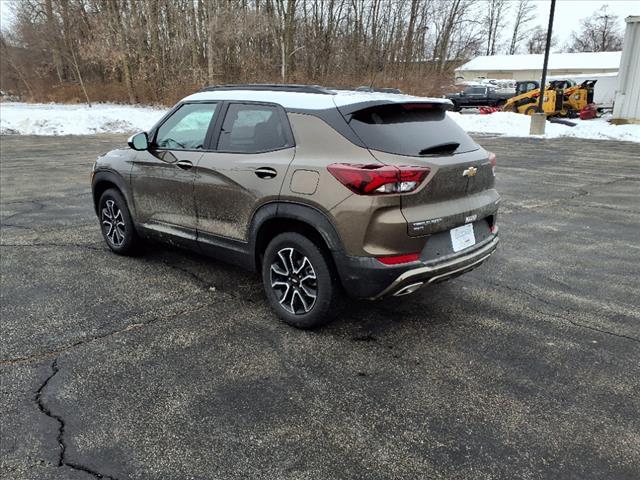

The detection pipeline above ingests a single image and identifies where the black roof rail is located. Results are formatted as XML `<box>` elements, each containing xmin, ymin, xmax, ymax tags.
<box><xmin>199</xmin><ymin>83</ymin><xmax>336</xmax><ymax>95</ymax></box>
<box><xmin>355</xmin><ymin>86</ymin><xmax>404</xmax><ymax>94</ymax></box>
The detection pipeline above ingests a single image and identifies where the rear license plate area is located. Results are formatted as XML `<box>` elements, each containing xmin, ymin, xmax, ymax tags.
<box><xmin>450</xmin><ymin>223</ymin><xmax>476</xmax><ymax>252</ymax></box>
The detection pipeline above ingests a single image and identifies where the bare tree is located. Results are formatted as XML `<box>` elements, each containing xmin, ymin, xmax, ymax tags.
<box><xmin>0</xmin><ymin>0</ymin><xmax>500</xmax><ymax>103</ymax></box>
<box><xmin>526</xmin><ymin>26</ymin><xmax>557</xmax><ymax>54</ymax></box>
<box><xmin>566</xmin><ymin>6</ymin><xmax>623</xmax><ymax>52</ymax></box>
<box><xmin>508</xmin><ymin>0</ymin><xmax>536</xmax><ymax>55</ymax></box>
<box><xmin>484</xmin><ymin>0</ymin><xmax>508</xmax><ymax>56</ymax></box>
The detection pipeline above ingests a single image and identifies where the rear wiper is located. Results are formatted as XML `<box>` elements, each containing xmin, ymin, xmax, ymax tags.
<box><xmin>419</xmin><ymin>142</ymin><xmax>460</xmax><ymax>156</ymax></box>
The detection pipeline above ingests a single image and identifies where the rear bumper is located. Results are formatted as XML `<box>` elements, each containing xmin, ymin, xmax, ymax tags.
<box><xmin>335</xmin><ymin>234</ymin><xmax>499</xmax><ymax>299</ymax></box>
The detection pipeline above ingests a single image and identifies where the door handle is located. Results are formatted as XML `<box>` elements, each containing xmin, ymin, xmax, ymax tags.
<box><xmin>255</xmin><ymin>167</ymin><xmax>277</xmax><ymax>179</ymax></box>
<box><xmin>176</xmin><ymin>159</ymin><xmax>193</xmax><ymax>170</ymax></box>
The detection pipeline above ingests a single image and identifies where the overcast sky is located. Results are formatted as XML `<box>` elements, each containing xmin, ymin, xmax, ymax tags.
<box><xmin>530</xmin><ymin>0</ymin><xmax>638</xmax><ymax>49</ymax></box>
<box><xmin>0</xmin><ymin>0</ymin><xmax>638</xmax><ymax>50</ymax></box>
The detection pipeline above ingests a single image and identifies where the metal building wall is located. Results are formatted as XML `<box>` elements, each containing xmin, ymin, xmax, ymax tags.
<box><xmin>613</xmin><ymin>16</ymin><xmax>640</xmax><ymax>124</ymax></box>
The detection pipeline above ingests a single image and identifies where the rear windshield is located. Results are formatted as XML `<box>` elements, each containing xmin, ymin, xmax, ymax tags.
<box><xmin>347</xmin><ymin>104</ymin><xmax>478</xmax><ymax>157</ymax></box>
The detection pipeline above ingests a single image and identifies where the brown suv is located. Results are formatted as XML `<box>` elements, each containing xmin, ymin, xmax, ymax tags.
<box><xmin>91</xmin><ymin>84</ymin><xmax>499</xmax><ymax>328</ymax></box>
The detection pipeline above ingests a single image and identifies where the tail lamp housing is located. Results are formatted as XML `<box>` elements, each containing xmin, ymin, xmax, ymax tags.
<box><xmin>327</xmin><ymin>163</ymin><xmax>430</xmax><ymax>195</ymax></box>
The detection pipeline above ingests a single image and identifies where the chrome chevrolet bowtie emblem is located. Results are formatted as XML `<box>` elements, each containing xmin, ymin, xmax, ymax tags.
<box><xmin>463</xmin><ymin>166</ymin><xmax>478</xmax><ymax>177</ymax></box>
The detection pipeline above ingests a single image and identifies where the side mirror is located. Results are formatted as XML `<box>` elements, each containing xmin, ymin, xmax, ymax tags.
<box><xmin>128</xmin><ymin>132</ymin><xmax>149</xmax><ymax>151</ymax></box>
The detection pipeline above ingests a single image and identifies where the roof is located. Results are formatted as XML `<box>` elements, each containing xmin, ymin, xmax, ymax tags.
<box><xmin>182</xmin><ymin>85</ymin><xmax>451</xmax><ymax>111</ymax></box>
<box><xmin>456</xmin><ymin>52</ymin><xmax>622</xmax><ymax>72</ymax></box>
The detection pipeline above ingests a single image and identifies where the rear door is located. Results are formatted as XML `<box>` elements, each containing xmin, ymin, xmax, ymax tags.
<box><xmin>194</xmin><ymin>102</ymin><xmax>295</xmax><ymax>243</ymax></box>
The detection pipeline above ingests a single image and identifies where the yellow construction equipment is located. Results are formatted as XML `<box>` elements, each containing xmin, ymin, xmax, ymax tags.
<box><xmin>503</xmin><ymin>79</ymin><xmax>596</xmax><ymax>118</ymax></box>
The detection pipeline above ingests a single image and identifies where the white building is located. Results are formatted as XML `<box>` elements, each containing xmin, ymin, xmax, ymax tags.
<box><xmin>612</xmin><ymin>16</ymin><xmax>640</xmax><ymax>124</ymax></box>
<box><xmin>454</xmin><ymin>52</ymin><xmax>622</xmax><ymax>81</ymax></box>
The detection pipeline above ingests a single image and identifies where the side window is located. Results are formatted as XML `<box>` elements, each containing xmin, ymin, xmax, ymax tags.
<box><xmin>218</xmin><ymin>104</ymin><xmax>290</xmax><ymax>153</ymax></box>
<box><xmin>155</xmin><ymin>103</ymin><xmax>217</xmax><ymax>150</ymax></box>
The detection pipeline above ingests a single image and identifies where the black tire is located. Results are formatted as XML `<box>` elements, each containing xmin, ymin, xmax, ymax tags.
<box><xmin>262</xmin><ymin>232</ymin><xmax>339</xmax><ymax>329</ymax></box>
<box><xmin>98</xmin><ymin>188</ymin><xmax>140</xmax><ymax>255</ymax></box>
<box><xmin>450</xmin><ymin>101</ymin><xmax>461</xmax><ymax>112</ymax></box>
<box><xmin>524</xmin><ymin>106</ymin><xmax>537</xmax><ymax>116</ymax></box>
<box><xmin>495</xmin><ymin>100</ymin><xmax>506</xmax><ymax>109</ymax></box>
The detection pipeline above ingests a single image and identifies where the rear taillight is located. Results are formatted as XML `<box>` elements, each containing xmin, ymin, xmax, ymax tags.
<box><xmin>488</xmin><ymin>152</ymin><xmax>496</xmax><ymax>176</ymax></box>
<box><xmin>327</xmin><ymin>163</ymin><xmax>430</xmax><ymax>195</ymax></box>
<box><xmin>376</xmin><ymin>253</ymin><xmax>420</xmax><ymax>265</ymax></box>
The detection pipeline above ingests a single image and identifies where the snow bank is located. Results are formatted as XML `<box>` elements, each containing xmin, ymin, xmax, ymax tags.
<box><xmin>1</xmin><ymin>102</ymin><xmax>638</xmax><ymax>143</ymax></box>
<box><xmin>0</xmin><ymin>102</ymin><xmax>167</xmax><ymax>135</ymax></box>
<box><xmin>448</xmin><ymin>111</ymin><xmax>640</xmax><ymax>143</ymax></box>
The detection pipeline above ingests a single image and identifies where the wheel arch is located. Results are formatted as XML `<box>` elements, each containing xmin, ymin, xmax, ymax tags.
<box><xmin>250</xmin><ymin>202</ymin><xmax>345</xmax><ymax>272</ymax></box>
<box><xmin>92</xmin><ymin>170</ymin><xmax>133</xmax><ymax>217</ymax></box>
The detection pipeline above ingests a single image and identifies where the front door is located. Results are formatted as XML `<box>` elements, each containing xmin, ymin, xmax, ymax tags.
<box><xmin>130</xmin><ymin>102</ymin><xmax>219</xmax><ymax>243</ymax></box>
<box><xmin>194</xmin><ymin>102</ymin><xmax>295</xmax><ymax>244</ymax></box>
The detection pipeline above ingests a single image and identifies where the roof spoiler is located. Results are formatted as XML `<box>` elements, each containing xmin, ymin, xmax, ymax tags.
<box><xmin>338</xmin><ymin>99</ymin><xmax>453</xmax><ymax>116</ymax></box>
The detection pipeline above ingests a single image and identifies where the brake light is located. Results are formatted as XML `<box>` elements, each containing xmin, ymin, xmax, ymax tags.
<box><xmin>327</xmin><ymin>163</ymin><xmax>430</xmax><ymax>195</ymax></box>
<box><xmin>488</xmin><ymin>152</ymin><xmax>496</xmax><ymax>176</ymax></box>
<box><xmin>377</xmin><ymin>253</ymin><xmax>420</xmax><ymax>265</ymax></box>
<box><xmin>402</xmin><ymin>103</ymin><xmax>436</xmax><ymax>110</ymax></box>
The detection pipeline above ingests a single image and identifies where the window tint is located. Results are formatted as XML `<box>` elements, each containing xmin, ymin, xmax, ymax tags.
<box><xmin>156</xmin><ymin>103</ymin><xmax>217</xmax><ymax>150</ymax></box>
<box><xmin>348</xmin><ymin>104</ymin><xmax>478</xmax><ymax>157</ymax></box>
<box><xmin>218</xmin><ymin>104</ymin><xmax>289</xmax><ymax>153</ymax></box>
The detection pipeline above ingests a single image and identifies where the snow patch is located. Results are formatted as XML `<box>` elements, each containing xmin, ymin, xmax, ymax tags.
<box><xmin>1</xmin><ymin>102</ymin><xmax>638</xmax><ymax>143</ymax></box>
<box><xmin>448</xmin><ymin>111</ymin><xmax>640</xmax><ymax>143</ymax></box>
<box><xmin>0</xmin><ymin>102</ymin><xmax>167</xmax><ymax>136</ymax></box>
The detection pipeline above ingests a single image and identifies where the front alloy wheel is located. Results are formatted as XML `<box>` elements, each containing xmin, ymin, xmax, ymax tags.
<box><xmin>101</xmin><ymin>199</ymin><xmax>126</xmax><ymax>247</ymax></box>
<box><xmin>270</xmin><ymin>247</ymin><xmax>318</xmax><ymax>314</ymax></box>
<box><xmin>98</xmin><ymin>188</ymin><xmax>140</xmax><ymax>255</ymax></box>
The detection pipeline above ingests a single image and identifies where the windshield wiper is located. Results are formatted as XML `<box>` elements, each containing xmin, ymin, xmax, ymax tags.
<box><xmin>419</xmin><ymin>142</ymin><xmax>460</xmax><ymax>156</ymax></box>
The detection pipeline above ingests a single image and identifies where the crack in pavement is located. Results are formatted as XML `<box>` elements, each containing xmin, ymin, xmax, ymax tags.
<box><xmin>467</xmin><ymin>278</ymin><xmax>640</xmax><ymax>344</ymax></box>
<box><xmin>35</xmin><ymin>359</ymin><xmax>118</xmax><ymax>479</ymax></box>
<box><xmin>500</xmin><ymin>176</ymin><xmax>638</xmax><ymax>215</ymax></box>
<box><xmin>502</xmin><ymin>188</ymin><xmax>589</xmax><ymax>214</ymax></box>
<box><xmin>0</xmin><ymin>241</ymin><xmax>106</xmax><ymax>251</ymax></box>
<box><xmin>1</xmin><ymin>300</ymin><xmax>220</xmax><ymax>366</ymax></box>
<box><xmin>0</xmin><ymin>199</ymin><xmax>46</xmax><ymax>223</ymax></box>
<box><xmin>1</xmin><ymin>191</ymin><xmax>91</xmax><ymax>206</ymax></box>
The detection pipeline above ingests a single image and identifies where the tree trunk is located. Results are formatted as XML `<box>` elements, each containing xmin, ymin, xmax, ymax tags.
<box><xmin>44</xmin><ymin>0</ymin><xmax>64</xmax><ymax>82</ymax></box>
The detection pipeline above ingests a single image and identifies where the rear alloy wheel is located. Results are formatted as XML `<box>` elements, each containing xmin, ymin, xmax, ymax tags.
<box><xmin>262</xmin><ymin>232</ymin><xmax>338</xmax><ymax>329</ymax></box>
<box><xmin>270</xmin><ymin>247</ymin><xmax>318</xmax><ymax>315</ymax></box>
<box><xmin>99</xmin><ymin>188</ymin><xmax>140</xmax><ymax>255</ymax></box>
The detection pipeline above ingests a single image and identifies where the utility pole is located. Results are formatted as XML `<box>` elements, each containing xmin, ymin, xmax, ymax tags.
<box><xmin>530</xmin><ymin>0</ymin><xmax>556</xmax><ymax>135</ymax></box>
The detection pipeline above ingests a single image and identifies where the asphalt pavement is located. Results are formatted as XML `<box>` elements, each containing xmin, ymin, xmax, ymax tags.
<box><xmin>1</xmin><ymin>134</ymin><xmax>639</xmax><ymax>479</ymax></box>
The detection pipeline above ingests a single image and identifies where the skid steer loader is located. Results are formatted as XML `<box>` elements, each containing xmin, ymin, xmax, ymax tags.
<box><xmin>502</xmin><ymin>79</ymin><xmax>596</xmax><ymax>118</ymax></box>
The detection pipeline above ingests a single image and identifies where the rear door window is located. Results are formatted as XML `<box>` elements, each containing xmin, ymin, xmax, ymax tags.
<box><xmin>217</xmin><ymin>104</ymin><xmax>291</xmax><ymax>153</ymax></box>
<box><xmin>347</xmin><ymin>104</ymin><xmax>478</xmax><ymax>157</ymax></box>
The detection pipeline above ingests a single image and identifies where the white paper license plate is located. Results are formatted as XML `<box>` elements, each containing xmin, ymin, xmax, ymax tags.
<box><xmin>450</xmin><ymin>223</ymin><xmax>476</xmax><ymax>253</ymax></box>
